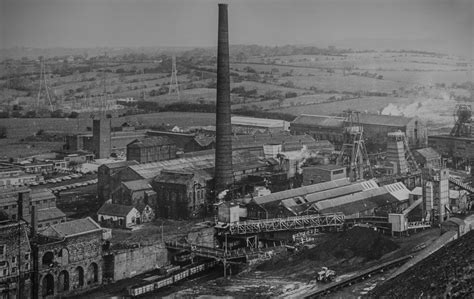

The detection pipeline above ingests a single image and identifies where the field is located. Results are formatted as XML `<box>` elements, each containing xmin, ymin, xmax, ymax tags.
<box><xmin>2</xmin><ymin>48</ymin><xmax>472</xmax><ymax>160</ymax></box>
<box><xmin>0</xmin><ymin>112</ymin><xmax>216</xmax><ymax>158</ymax></box>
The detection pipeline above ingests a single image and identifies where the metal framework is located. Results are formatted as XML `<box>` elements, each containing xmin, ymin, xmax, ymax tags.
<box><xmin>165</xmin><ymin>241</ymin><xmax>269</xmax><ymax>261</ymax></box>
<box><xmin>168</xmin><ymin>55</ymin><xmax>180</xmax><ymax>99</ymax></box>
<box><xmin>449</xmin><ymin>176</ymin><xmax>474</xmax><ymax>193</ymax></box>
<box><xmin>36</xmin><ymin>57</ymin><xmax>54</xmax><ymax>112</ymax></box>
<box><xmin>450</xmin><ymin>104</ymin><xmax>472</xmax><ymax>137</ymax></box>
<box><xmin>407</xmin><ymin>221</ymin><xmax>432</xmax><ymax>230</ymax></box>
<box><xmin>337</xmin><ymin>110</ymin><xmax>373</xmax><ymax>181</ymax></box>
<box><xmin>228</xmin><ymin>213</ymin><xmax>345</xmax><ymax>235</ymax></box>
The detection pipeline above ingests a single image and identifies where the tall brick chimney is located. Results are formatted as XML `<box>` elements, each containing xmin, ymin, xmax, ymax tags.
<box><xmin>214</xmin><ymin>3</ymin><xmax>233</xmax><ymax>196</ymax></box>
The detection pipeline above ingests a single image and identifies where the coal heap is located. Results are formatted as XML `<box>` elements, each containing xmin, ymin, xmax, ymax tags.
<box><xmin>371</xmin><ymin>230</ymin><xmax>474</xmax><ymax>298</ymax></box>
<box><xmin>311</xmin><ymin>226</ymin><xmax>399</xmax><ymax>261</ymax></box>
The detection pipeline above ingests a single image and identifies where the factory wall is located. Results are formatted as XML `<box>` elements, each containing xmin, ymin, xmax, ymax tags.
<box><xmin>104</xmin><ymin>243</ymin><xmax>168</xmax><ymax>281</ymax></box>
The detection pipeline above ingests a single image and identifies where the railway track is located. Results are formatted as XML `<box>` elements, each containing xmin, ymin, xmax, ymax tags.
<box><xmin>304</xmin><ymin>255</ymin><xmax>413</xmax><ymax>298</ymax></box>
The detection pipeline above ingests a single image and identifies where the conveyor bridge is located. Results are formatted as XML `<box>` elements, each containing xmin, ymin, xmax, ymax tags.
<box><xmin>227</xmin><ymin>213</ymin><xmax>345</xmax><ymax>235</ymax></box>
<box><xmin>165</xmin><ymin>241</ymin><xmax>270</xmax><ymax>261</ymax></box>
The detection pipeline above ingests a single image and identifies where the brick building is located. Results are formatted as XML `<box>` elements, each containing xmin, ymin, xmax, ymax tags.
<box><xmin>152</xmin><ymin>170</ymin><xmax>211</xmax><ymax>219</ymax></box>
<box><xmin>126</xmin><ymin>137</ymin><xmax>177</xmax><ymax>164</ymax></box>
<box><xmin>111</xmin><ymin>180</ymin><xmax>157</xmax><ymax>221</ymax></box>
<box><xmin>97</xmin><ymin>161</ymin><xmax>139</xmax><ymax>202</ymax></box>
<box><xmin>97</xmin><ymin>203</ymin><xmax>141</xmax><ymax>228</ymax></box>
<box><xmin>0</xmin><ymin>187</ymin><xmax>66</xmax><ymax>230</ymax></box>
<box><xmin>36</xmin><ymin>217</ymin><xmax>105</xmax><ymax>298</ymax></box>
<box><xmin>0</xmin><ymin>220</ymin><xmax>32</xmax><ymax>299</ymax></box>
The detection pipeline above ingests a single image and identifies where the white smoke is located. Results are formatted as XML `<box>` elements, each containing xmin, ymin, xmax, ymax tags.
<box><xmin>381</xmin><ymin>97</ymin><xmax>461</xmax><ymax>127</ymax></box>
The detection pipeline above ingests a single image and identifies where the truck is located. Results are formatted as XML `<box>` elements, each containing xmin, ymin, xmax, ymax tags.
<box><xmin>316</xmin><ymin>267</ymin><xmax>336</xmax><ymax>282</ymax></box>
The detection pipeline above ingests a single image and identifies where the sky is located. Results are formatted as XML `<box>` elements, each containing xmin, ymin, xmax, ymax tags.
<box><xmin>1</xmin><ymin>0</ymin><xmax>473</xmax><ymax>57</ymax></box>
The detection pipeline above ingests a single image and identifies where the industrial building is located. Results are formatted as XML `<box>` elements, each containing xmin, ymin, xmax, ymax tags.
<box><xmin>0</xmin><ymin>220</ymin><xmax>32</xmax><ymax>299</ymax></box>
<box><xmin>126</xmin><ymin>136</ymin><xmax>177</xmax><ymax>164</ymax></box>
<box><xmin>0</xmin><ymin>187</ymin><xmax>66</xmax><ymax>229</ymax></box>
<box><xmin>290</xmin><ymin>113</ymin><xmax>427</xmax><ymax>151</ymax></box>
<box><xmin>65</xmin><ymin>122</ymin><xmax>148</xmax><ymax>159</ymax></box>
<box><xmin>427</xmin><ymin>104</ymin><xmax>474</xmax><ymax>173</ymax></box>
<box><xmin>230</xmin><ymin>116</ymin><xmax>290</xmax><ymax>134</ymax></box>
<box><xmin>35</xmin><ymin>217</ymin><xmax>105</xmax><ymax>298</ymax></box>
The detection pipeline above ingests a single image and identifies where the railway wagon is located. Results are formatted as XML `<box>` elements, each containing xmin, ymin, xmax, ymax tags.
<box><xmin>128</xmin><ymin>261</ymin><xmax>217</xmax><ymax>297</ymax></box>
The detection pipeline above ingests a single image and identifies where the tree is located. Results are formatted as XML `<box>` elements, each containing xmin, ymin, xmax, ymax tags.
<box><xmin>50</xmin><ymin>109</ymin><xmax>64</xmax><ymax>118</ymax></box>
<box><xmin>0</xmin><ymin>126</ymin><xmax>6</xmax><ymax>138</ymax></box>
<box><xmin>25</xmin><ymin>110</ymin><xmax>36</xmax><ymax>118</ymax></box>
<box><xmin>68</xmin><ymin>111</ymin><xmax>79</xmax><ymax>118</ymax></box>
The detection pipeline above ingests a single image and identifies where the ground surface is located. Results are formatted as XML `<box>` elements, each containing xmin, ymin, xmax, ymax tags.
<box><xmin>371</xmin><ymin>230</ymin><xmax>474</xmax><ymax>298</ymax></box>
<box><xmin>127</xmin><ymin>228</ymin><xmax>440</xmax><ymax>298</ymax></box>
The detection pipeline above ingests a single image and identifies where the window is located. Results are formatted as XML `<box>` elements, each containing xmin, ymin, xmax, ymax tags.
<box><xmin>3</xmin><ymin>206</ymin><xmax>7</xmax><ymax>210</ymax></box>
<box><xmin>11</xmin><ymin>257</ymin><xmax>16</xmax><ymax>264</ymax></box>
<box><xmin>24</xmin><ymin>254</ymin><xmax>29</xmax><ymax>260</ymax></box>
<box><xmin>0</xmin><ymin>245</ymin><xmax>5</xmax><ymax>256</ymax></box>
<box><xmin>11</xmin><ymin>214</ymin><xmax>16</xmax><ymax>220</ymax></box>
<box><xmin>25</xmin><ymin>263</ymin><xmax>30</xmax><ymax>271</ymax></box>
<box><xmin>0</xmin><ymin>261</ymin><xmax>6</xmax><ymax>267</ymax></box>
<box><xmin>2</xmin><ymin>269</ymin><xmax>6</xmax><ymax>276</ymax></box>
<box><xmin>11</xmin><ymin>267</ymin><xmax>16</xmax><ymax>273</ymax></box>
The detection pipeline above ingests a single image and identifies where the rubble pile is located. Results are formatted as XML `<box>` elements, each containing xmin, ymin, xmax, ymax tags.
<box><xmin>371</xmin><ymin>230</ymin><xmax>474</xmax><ymax>298</ymax></box>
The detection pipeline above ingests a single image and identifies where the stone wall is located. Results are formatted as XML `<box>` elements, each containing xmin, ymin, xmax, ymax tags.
<box><xmin>105</xmin><ymin>243</ymin><xmax>168</xmax><ymax>281</ymax></box>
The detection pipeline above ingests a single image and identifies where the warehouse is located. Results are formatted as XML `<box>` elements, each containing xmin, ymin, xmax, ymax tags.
<box><xmin>231</xmin><ymin>116</ymin><xmax>290</xmax><ymax>134</ymax></box>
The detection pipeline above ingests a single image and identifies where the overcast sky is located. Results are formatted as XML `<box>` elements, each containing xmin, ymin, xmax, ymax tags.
<box><xmin>2</xmin><ymin>0</ymin><xmax>472</xmax><ymax>57</ymax></box>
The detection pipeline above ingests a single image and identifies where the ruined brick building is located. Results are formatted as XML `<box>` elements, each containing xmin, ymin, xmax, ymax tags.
<box><xmin>35</xmin><ymin>217</ymin><xmax>105</xmax><ymax>298</ymax></box>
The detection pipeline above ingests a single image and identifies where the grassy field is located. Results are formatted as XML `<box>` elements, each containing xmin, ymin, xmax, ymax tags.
<box><xmin>269</xmin><ymin>96</ymin><xmax>416</xmax><ymax>116</ymax></box>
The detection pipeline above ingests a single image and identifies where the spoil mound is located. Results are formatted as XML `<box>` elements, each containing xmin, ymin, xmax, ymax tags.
<box><xmin>371</xmin><ymin>230</ymin><xmax>474</xmax><ymax>298</ymax></box>
<box><xmin>305</xmin><ymin>226</ymin><xmax>399</xmax><ymax>261</ymax></box>
<box><xmin>257</xmin><ymin>227</ymin><xmax>399</xmax><ymax>273</ymax></box>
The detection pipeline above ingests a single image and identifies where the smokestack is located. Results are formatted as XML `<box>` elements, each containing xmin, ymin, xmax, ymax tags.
<box><xmin>215</xmin><ymin>3</ymin><xmax>233</xmax><ymax>195</ymax></box>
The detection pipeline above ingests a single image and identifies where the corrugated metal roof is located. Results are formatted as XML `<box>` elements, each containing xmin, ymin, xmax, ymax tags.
<box><xmin>305</xmin><ymin>183</ymin><xmax>365</xmax><ymax>203</ymax></box>
<box><xmin>415</xmin><ymin>147</ymin><xmax>441</xmax><ymax>160</ymax></box>
<box><xmin>292</xmin><ymin>114</ymin><xmax>345</xmax><ymax>127</ymax></box>
<box><xmin>360</xmin><ymin>180</ymin><xmax>379</xmax><ymax>191</ymax></box>
<box><xmin>383</xmin><ymin>182</ymin><xmax>410</xmax><ymax>201</ymax></box>
<box><xmin>315</xmin><ymin>187</ymin><xmax>399</xmax><ymax>215</ymax></box>
<box><xmin>231</xmin><ymin>116</ymin><xmax>288</xmax><ymax>128</ymax></box>
<box><xmin>130</xmin><ymin>150</ymin><xmax>262</xmax><ymax>180</ymax></box>
<box><xmin>253</xmin><ymin>178</ymin><xmax>351</xmax><ymax>205</ymax></box>
<box><xmin>292</xmin><ymin>113</ymin><xmax>417</xmax><ymax>128</ymax></box>
<box><xmin>315</xmin><ymin>187</ymin><xmax>388</xmax><ymax>211</ymax></box>
<box><xmin>358</xmin><ymin>113</ymin><xmax>414</xmax><ymax>127</ymax></box>
<box><xmin>122</xmin><ymin>179</ymin><xmax>152</xmax><ymax>191</ymax></box>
